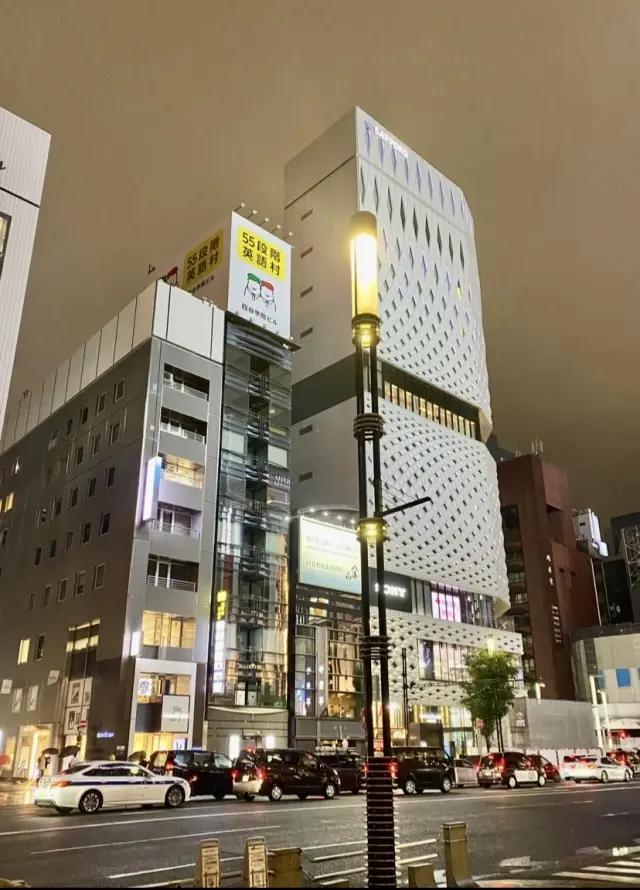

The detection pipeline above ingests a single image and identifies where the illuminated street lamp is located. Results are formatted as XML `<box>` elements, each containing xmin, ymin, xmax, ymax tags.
<box><xmin>350</xmin><ymin>210</ymin><xmax>397</xmax><ymax>889</ymax></box>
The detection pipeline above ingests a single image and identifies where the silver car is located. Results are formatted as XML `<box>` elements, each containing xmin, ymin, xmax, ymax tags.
<box><xmin>453</xmin><ymin>757</ymin><xmax>477</xmax><ymax>788</ymax></box>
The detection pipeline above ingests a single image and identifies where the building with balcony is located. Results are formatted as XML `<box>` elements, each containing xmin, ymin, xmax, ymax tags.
<box><xmin>497</xmin><ymin>454</ymin><xmax>600</xmax><ymax>701</ymax></box>
<box><xmin>284</xmin><ymin>109</ymin><xmax>520</xmax><ymax>754</ymax></box>
<box><xmin>0</xmin><ymin>267</ymin><xmax>293</xmax><ymax>772</ymax></box>
<box><xmin>0</xmin><ymin>107</ymin><xmax>51</xmax><ymax>433</ymax></box>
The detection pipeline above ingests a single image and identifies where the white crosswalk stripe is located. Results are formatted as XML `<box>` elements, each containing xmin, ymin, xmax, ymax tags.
<box><xmin>555</xmin><ymin>853</ymin><xmax>640</xmax><ymax>884</ymax></box>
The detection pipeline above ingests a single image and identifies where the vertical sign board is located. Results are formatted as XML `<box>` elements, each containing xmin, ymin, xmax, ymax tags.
<box><xmin>227</xmin><ymin>212</ymin><xmax>291</xmax><ymax>339</ymax></box>
<box><xmin>243</xmin><ymin>837</ymin><xmax>268</xmax><ymax>887</ymax></box>
<box><xmin>196</xmin><ymin>839</ymin><xmax>220</xmax><ymax>888</ymax></box>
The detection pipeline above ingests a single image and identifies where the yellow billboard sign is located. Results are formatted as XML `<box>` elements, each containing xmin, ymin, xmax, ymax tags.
<box><xmin>182</xmin><ymin>229</ymin><xmax>224</xmax><ymax>292</ymax></box>
<box><xmin>237</xmin><ymin>226</ymin><xmax>286</xmax><ymax>281</ymax></box>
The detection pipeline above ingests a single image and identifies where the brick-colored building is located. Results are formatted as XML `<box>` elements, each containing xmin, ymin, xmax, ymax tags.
<box><xmin>497</xmin><ymin>455</ymin><xmax>599</xmax><ymax>700</ymax></box>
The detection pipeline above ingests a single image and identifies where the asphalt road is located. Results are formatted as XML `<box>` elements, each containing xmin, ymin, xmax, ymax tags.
<box><xmin>0</xmin><ymin>780</ymin><xmax>639</xmax><ymax>887</ymax></box>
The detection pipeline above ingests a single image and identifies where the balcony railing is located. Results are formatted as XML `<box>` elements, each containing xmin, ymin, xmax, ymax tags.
<box><xmin>146</xmin><ymin>575</ymin><xmax>197</xmax><ymax>592</ymax></box>
<box><xmin>160</xmin><ymin>422</ymin><xmax>206</xmax><ymax>443</ymax></box>
<box><xmin>163</xmin><ymin>466</ymin><xmax>204</xmax><ymax>488</ymax></box>
<box><xmin>163</xmin><ymin>377</ymin><xmax>208</xmax><ymax>401</ymax></box>
<box><xmin>151</xmin><ymin>520</ymin><xmax>200</xmax><ymax>539</ymax></box>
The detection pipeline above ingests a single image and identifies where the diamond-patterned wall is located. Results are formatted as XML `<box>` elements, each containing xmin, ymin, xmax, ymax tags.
<box><xmin>368</xmin><ymin>397</ymin><xmax>509</xmax><ymax>604</ymax></box>
<box><xmin>371</xmin><ymin>607</ymin><xmax>523</xmax><ymax>708</ymax></box>
<box><xmin>355</xmin><ymin>109</ymin><xmax>491</xmax><ymax>425</ymax></box>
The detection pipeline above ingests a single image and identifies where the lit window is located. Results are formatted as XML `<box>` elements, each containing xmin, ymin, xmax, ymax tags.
<box><xmin>11</xmin><ymin>457</ymin><xmax>20</xmax><ymax>476</ymax></box>
<box><xmin>4</xmin><ymin>492</ymin><xmax>13</xmax><ymax>512</ymax></box>
<box><xmin>17</xmin><ymin>638</ymin><xmax>30</xmax><ymax>664</ymax></box>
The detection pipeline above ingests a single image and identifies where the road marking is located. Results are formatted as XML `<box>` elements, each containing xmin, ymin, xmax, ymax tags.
<box><xmin>585</xmin><ymin>864</ymin><xmax>640</xmax><ymax>875</ymax></box>
<box><xmin>555</xmin><ymin>872</ymin><xmax>640</xmax><ymax>884</ymax></box>
<box><xmin>30</xmin><ymin>823</ymin><xmax>283</xmax><ymax>855</ymax></box>
<box><xmin>496</xmin><ymin>799</ymin><xmax>593</xmax><ymax>811</ymax></box>
<box><xmin>302</xmin><ymin>839</ymin><xmax>365</xmax><ymax>852</ymax></box>
<box><xmin>0</xmin><ymin>801</ymin><xmax>364</xmax><ymax>838</ymax></box>
<box><xmin>499</xmin><ymin>856</ymin><xmax>530</xmax><ymax>867</ymax></box>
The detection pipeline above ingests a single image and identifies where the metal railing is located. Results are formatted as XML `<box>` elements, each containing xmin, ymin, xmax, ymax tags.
<box><xmin>146</xmin><ymin>574</ymin><xmax>197</xmax><ymax>592</ymax></box>
<box><xmin>163</xmin><ymin>466</ymin><xmax>204</xmax><ymax>488</ymax></box>
<box><xmin>163</xmin><ymin>377</ymin><xmax>209</xmax><ymax>401</ymax></box>
<box><xmin>160</xmin><ymin>422</ymin><xmax>206</xmax><ymax>443</ymax></box>
<box><xmin>151</xmin><ymin>520</ymin><xmax>200</xmax><ymax>539</ymax></box>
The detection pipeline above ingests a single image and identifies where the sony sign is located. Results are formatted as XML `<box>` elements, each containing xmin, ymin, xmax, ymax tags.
<box><xmin>374</xmin><ymin>125</ymin><xmax>409</xmax><ymax>159</ymax></box>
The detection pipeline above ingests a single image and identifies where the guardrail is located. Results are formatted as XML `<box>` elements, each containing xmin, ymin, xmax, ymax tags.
<box><xmin>160</xmin><ymin>423</ymin><xmax>206</xmax><ymax>443</ymax></box>
<box><xmin>151</xmin><ymin>520</ymin><xmax>200</xmax><ymax>539</ymax></box>
<box><xmin>163</xmin><ymin>378</ymin><xmax>209</xmax><ymax>401</ymax></box>
<box><xmin>146</xmin><ymin>575</ymin><xmax>197</xmax><ymax>592</ymax></box>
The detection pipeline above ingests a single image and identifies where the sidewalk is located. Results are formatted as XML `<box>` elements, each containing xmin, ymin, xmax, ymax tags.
<box><xmin>495</xmin><ymin>846</ymin><xmax>640</xmax><ymax>887</ymax></box>
<box><xmin>0</xmin><ymin>782</ymin><xmax>33</xmax><ymax>807</ymax></box>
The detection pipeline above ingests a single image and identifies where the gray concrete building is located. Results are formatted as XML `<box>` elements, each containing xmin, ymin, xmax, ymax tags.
<box><xmin>0</xmin><ymin>274</ymin><xmax>292</xmax><ymax>775</ymax></box>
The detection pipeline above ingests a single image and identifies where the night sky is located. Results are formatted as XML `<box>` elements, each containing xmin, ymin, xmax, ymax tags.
<box><xmin>1</xmin><ymin>1</ymin><xmax>637</xmax><ymax>527</ymax></box>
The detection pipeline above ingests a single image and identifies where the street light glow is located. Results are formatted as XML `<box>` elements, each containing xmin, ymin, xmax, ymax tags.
<box><xmin>350</xmin><ymin>211</ymin><xmax>380</xmax><ymax>347</ymax></box>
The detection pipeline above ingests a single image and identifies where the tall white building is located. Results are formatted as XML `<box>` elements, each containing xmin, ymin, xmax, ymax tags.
<box><xmin>0</xmin><ymin>108</ymin><xmax>51</xmax><ymax>435</ymax></box>
<box><xmin>285</xmin><ymin>109</ymin><xmax>519</xmax><ymax>753</ymax></box>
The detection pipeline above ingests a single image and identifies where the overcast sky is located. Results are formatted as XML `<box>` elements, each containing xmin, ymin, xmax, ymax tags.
<box><xmin>1</xmin><ymin>0</ymin><xmax>637</xmax><ymax>526</ymax></box>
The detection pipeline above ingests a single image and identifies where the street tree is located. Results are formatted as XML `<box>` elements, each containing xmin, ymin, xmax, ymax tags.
<box><xmin>460</xmin><ymin>649</ymin><xmax>519</xmax><ymax>751</ymax></box>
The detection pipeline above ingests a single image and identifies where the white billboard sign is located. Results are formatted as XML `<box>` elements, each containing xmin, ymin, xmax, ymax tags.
<box><xmin>298</xmin><ymin>518</ymin><xmax>361</xmax><ymax>595</ymax></box>
<box><xmin>161</xmin><ymin>694</ymin><xmax>190</xmax><ymax>733</ymax></box>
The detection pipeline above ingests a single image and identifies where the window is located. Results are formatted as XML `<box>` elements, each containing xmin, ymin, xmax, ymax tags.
<box><xmin>4</xmin><ymin>492</ymin><xmax>13</xmax><ymax>512</ymax></box>
<box><xmin>616</xmin><ymin>668</ymin><xmax>632</xmax><ymax>688</ymax></box>
<box><xmin>114</xmin><ymin>378</ymin><xmax>126</xmax><ymax>402</ymax></box>
<box><xmin>42</xmin><ymin>585</ymin><xmax>51</xmax><ymax>607</ymax></box>
<box><xmin>93</xmin><ymin>563</ymin><xmax>106</xmax><ymax>589</ymax></box>
<box><xmin>100</xmin><ymin>512</ymin><xmax>111</xmax><ymax>536</ymax></box>
<box><xmin>47</xmin><ymin>430</ymin><xmax>59</xmax><ymax>451</ymax></box>
<box><xmin>17</xmin><ymin>638</ymin><xmax>29</xmax><ymax>664</ymax></box>
<box><xmin>96</xmin><ymin>392</ymin><xmax>107</xmax><ymax>414</ymax></box>
<box><xmin>0</xmin><ymin>528</ymin><xmax>7</xmax><ymax>546</ymax></box>
<box><xmin>105</xmin><ymin>466</ymin><xmax>116</xmax><ymax>488</ymax></box>
<box><xmin>86</xmin><ymin>477</ymin><xmax>97</xmax><ymax>499</ymax></box>
<box><xmin>69</xmin><ymin>487</ymin><xmax>79</xmax><ymax>509</ymax></box>
<box><xmin>90</xmin><ymin>434</ymin><xmax>102</xmax><ymax>457</ymax></box>
<box><xmin>64</xmin><ymin>529</ymin><xmax>74</xmax><ymax>552</ymax></box>
<box><xmin>0</xmin><ymin>212</ymin><xmax>11</xmax><ymax>281</ymax></box>
<box><xmin>53</xmin><ymin>497</ymin><xmax>62</xmax><ymax>518</ymax></box>
<box><xmin>142</xmin><ymin>611</ymin><xmax>196</xmax><ymax>649</ymax></box>
<box><xmin>57</xmin><ymin>578</ymin><xmax>68</xmax><ymax>602</ymax></box>
<box><xmin>75</xmin><ymin>445</ymin><xmax>84</xmax><ymax>466</ymax></box>
<box><xmin>597</xmin><ymin>671</ymin><xmax>606</xmax><ymax>690</ymax></box>
<box><xmin>81</xmin><ymin>522</ymin><xmax>91</xmax><ymax>544</ymax></box>
<box><xmin>49</xmin><ymin>538</ymin><xmax>57</xmax><ymax>559</ymax></box>
<box><xmin>65</xmin><ymin>418</ymin><xmax>73</xmax><ymax>438</ymax></box>
<box><xmin>10</xmin><ymin>688</ymin><xmax>22</xmax><ymax>713</ymax></box>
<box><xmin>80</xmin><ymin>406</ymin><xmax>89</xmax><ymax>426</ymax></box>
<box><xmin>109</xmin><ymin>421</ymin><xmax>121</xmax><ymax>445</ymax></box>
<box><xmin>26</xmin><ymin>685</ymin><xmax>38</xmax><ymax>712</ymax></box>
<box><xmin>27</xmin><ymin>592</ymin><xmax>35</xmax><ymax>612</ymax></box>
<box><xmin>11</xmin><ymin>457</ymin><xmax>20</xmax><ymax>476</ymax></box>
<box><xmin>74</xmin><ymin>571</ymin><xmax>86</xmax><ymax>596</ymax></box>
<box><xmin>34</xmin><ymin>635</ymin><xmax>45</xmax><ymax>661</ymax></box>
<box><xmin>34</xmin><ymin>547</ymin><xmax>42</xmax><ymax>566</ymax></box>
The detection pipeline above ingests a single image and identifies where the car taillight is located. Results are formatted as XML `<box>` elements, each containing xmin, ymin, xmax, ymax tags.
<box><xmin>256</xmin><ymin>769</ymin><xmax>265</xmax><ymax>780</ymax></box>
<box><xmin>497</xmin><ymin>764</ymin><xmax>504</xmax><ymax>772</ymax></box>
<box><xmin>389</xmin><ymin>763</ymin><xmax>397</xmax><ymax>779</ymax></box>
<box><xmin>231</xmin><ymin>769</ymin><xmax>238</xmax><ymax>781</ymax></box>
<box><xmin>51</xmin><ymin>780</ymin><xmax>72</xmax><ymax>788</ymax></box>
<box><xmin>189</xmin><ymin>775</ymin><xmax>198</xmax><ymax>783</ymax></box>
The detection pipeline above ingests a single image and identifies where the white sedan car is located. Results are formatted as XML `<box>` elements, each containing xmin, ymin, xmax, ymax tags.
<box><xmin>572</xmin><ymin>756</ymin><xmax>633</xmax><ymax>784</ymax></box>
<box><xmin>33</xmin><ymin>761</ymin><xmax>191</xmax><ymax>814</ymax></box>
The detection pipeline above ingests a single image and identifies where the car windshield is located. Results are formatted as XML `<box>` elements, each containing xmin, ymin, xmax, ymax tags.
<box><xmin>480</xmin><ymin>755</ymin><xmax>500</xmax><ymax>768</ymax></box>
<box><xmin>60</xmin><ymin>763</ymin><xmax>89</xmax><ymax>775</ymax></box>
<box><xmin>601</xmin><ymin>757</ymin><xmax>617</xmax><ymax>765</ymax></box>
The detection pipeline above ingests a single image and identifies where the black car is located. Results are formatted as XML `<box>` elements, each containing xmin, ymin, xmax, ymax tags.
<box><xmin>149</xmin><ymin>749</ymin><xmax>233</xmax><ymax>799</ymax></box>
<box><xmin>317</xmin><ymin>752</ymin><xmax>364</xmax><ymax>794</ymax></box>
<box><xmin>233</xmin><ymin>748</ymin><xmax>340</xmax><ymax>801</ymax></box>
<box><xmin>478</xmin><ymin>752</ymin><xmax>546</xmax><ymax>789</ymax></box>
<box><xmin>391</xmin><ymin>746</ymin><xmax>455</xmax><ymax>795</ymax></box>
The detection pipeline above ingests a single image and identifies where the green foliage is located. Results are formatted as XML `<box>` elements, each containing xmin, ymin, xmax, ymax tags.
<box><xmin>460</xmin><ymin>649</ymin><xmax>519</xmax><ymax>748</ymax></box>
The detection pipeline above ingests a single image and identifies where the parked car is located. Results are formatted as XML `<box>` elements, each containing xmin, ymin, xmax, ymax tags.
<box><xmin>527</xmin><ymin>753</ymin><xmax>561</xmax><ymax>783</ymax></box>
<box><xmin>453</xmin><ymin>757</ymin><xmax>478</xmax><ymax>788</ymax></box>
<box><xmin>33</xmin><ymin>760</ymin><xmax>190</xmax><ymax>814</ymax></box>
<box><xmin>149</xmin><ymin>749</ymin><xmax>233</xmax><ymax>799</ymax></box>
<box><xmin>390</xmin><ymin>746</ymin><xmax>455</xmax><ymax>794</ymax></box>
<box><xmin>478</xmin><ymin>752</ymin><xmax>546</xmax><ymax>789</ymax></box>
<box><xmin>561</xmin><ymin>754</ymin><xmax>589</xmax><ymax>781</ymax></box>
<box><xmin>316</xmin><ymin>751</ymin><xmax>364</xmax><ymax>794</ymax></box>
<box><xmin>573</xmin><ymin>756</ymin><xmax>633</xmax><ymax>784</ymax></box>
<box><xmin>608</xmin><ymin>750</ymin><xmax>640</xmax><ymax>775</ymax></box>
<box><xmin>233</xmin><ymin>748</ymin><xmax>340</xmax><ymax>801</ymax></box>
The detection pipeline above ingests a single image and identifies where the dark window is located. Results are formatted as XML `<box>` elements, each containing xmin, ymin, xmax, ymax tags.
<box><xmin>81</xmin><ymin>522</ymin><xmax>91</xmax><ymax>544</ymax></box>
<box><xmin>105</xmin><ymin>466</ymin><xmax>116</xmax><ymax>488</ymax></box>
<box><xmin>74</xmin><ymin>445</ymin><xmax>84</xmax><ymax>467</ymax></box>
<box><xmin>53</xmin><ymin>498</ymin><xmax>62</xmax><ymax>518</ymax></box>
<box><xmin>49</xmin><ymin>538</ymin><xmax>57</xmax><ymax>559</ymax></box>
<box><xmin>69</xmin><ymin>487</ymin><xmax>79</xmax><ymax>509</ymax></box>
<box><xmin>100</xmin><ymin>512</ymin><xmax>111</xmax><ymax>536</ymax></box>
<box><xmin>86</xmin><ymin>477</ymin><xmax>97</xmax><ymax>499</ymax></box>
<box><xmin>90</xmin><ymin>434</ymin><xmax>101</xmax><ymax>457</ymax></box>
<box><xmin>93</xmin><ymin>563</ymin><xmax>106</xmax><ymax>589</ymax></box>
<box><xmin>114</xmin><ymin>379</ymin><xmax>125</xmax><ymax>402</ymax></box>
<box><xmin>34</xmin><ymin>547</ymin><xmax>42</xmax><ymax>566</ymax></box>
<box><xmin>300</xmin><ymin>327</ymin><xmax>313</xmax><ymax>339</ymax></box>
<box><xmin>38</xmin><ymin>505</ymin><xmax>48</xmax><ymax>524</ymax></box>
<box><xmin>299</xmin><ymin>425</ymin><xmax>313</xmax><ymax>436</ymax></box>
<box><xmin>109</xmin><ymin>422</ymin><xmax>121</xmax><ymax>445</ymax></box>
<box><xmin>0</xmin><ymin>213</ymin><xmax>12</xmax><ymax>282</ymax></box>
<box><xmin>45</xmin><ymin>467</ymin><xmax>53</xmax><ymax>484</ymax></box>
<box><xmin>299</xmin><ymin>471</ymin><xmax>313</xmax><ymax>482</ymax></box>
<box><xmin>34</xmin><ymin>635</ymin><xmax>45</xmax><ymax>661</ymax></box>
<box><xmin>65</xmin><ymin>418</ymin><xmax>73</xmax><ymax>438</ymax></box>
<box><xmin>96</xmin><ymin>392</ymin><xmax>107</xmax><ymax>414</ymax></box>
<box><xmin>27</xmin><ymin>592</ymin><xmax>35</xmax><ymax>612</ymax></box>
<box><xmin>0</xmin><ymin>528</ymin><xmax>7</xmax><ymax>546</ymax></box>
<box><xmin>57</xmin><ymin>578</ymin><xmax>68</xmax><ymax>602</ymax></box>
<box><xmin>74</xmin><ymin>571</ymin><xmax>86</xmax><ymax>596</ymax></box>
<box><xmin>64</xmin><ymin>530</ymin><xmax>74</xmax><ymax>552</ymax></box>
<box><xmin>80</xmin><ymin>406</ymin><xmax>89</xmax><ymax>426</ymax></box>
<box><xmin>42</xmin><ymin>585</ymin><xmax>51</xmax><ymax>607</ymax></box>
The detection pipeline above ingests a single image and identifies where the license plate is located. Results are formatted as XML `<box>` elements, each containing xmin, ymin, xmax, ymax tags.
<box><xmin>242</xmin><ymin>775</ymin><xmax>249</xmax><ymax>782</ymax></box>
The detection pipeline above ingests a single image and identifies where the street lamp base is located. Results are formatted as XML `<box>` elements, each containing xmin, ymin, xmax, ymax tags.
<box><xmin>365</xmin><ymin>756</ymin><xmax>398</xmax><ymax>888</ymax></box>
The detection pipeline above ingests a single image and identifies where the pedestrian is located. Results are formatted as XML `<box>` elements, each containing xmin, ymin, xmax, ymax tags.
<box><xmin>68</xmin><ymin>752</ymin><xmax>78</xmax><ymax>768</ymax></box>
